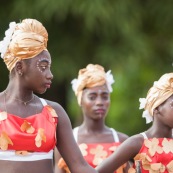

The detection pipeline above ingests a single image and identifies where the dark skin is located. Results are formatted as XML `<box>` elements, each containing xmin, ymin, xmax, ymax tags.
<box><xmin>0</xmin><ymin>50</ymin><xmax>97</xmax><ymax>173</ymax></box>
<box><xmin>95</xmin><ymin>95</ymin><xmax>173</xmax><ymax>173</ymax></box>
<box><xmin>55</xmin><ymin>84</ymin><xmax>129</xmax><ymax>173</ymax></box>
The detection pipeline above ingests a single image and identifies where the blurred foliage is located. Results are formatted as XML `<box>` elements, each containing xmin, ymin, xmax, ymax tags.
<box><xmin>0</xmin><ymin>0</ymin><xmax>173</xmax><ymax>136</ymax></box>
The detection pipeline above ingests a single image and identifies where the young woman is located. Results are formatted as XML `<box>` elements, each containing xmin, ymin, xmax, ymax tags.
<box><xmin>95</xmin><ymin>73</ymin><xmax>173</xmax><ymax>173</ymax></box>
<box><xmin>55</xmin><ymin>64</ymin><xmax>129</xmax><ymax>173</ymax></box>
<box><xmin>0</xmin><ymin>19</ymin><xmax>97</xmax><ymax>173</ymax></box>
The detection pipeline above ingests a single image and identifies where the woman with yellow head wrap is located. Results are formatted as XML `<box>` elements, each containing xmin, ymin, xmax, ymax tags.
<box><xmin>55</xmin><ymin>64</ymin><xmax>129</xmax><ymax>173</ymax></box>
<box><xmin>0</xmin><ymin>19</ymin><xmax>97</xmax><ymax>173</ymax></box>
<box><xmin>71</xmin><ymin>64</ymin><xmax>114</xmax><ymax>105</ymax></box>
<box><xmin>0</xmin><ymin>19</ymin><xmax>48</xmax><ymax>72</ymax></box>
<box><xmin>139</xmin><ymin>73</ymin><xmax>173</xmax><ymax>124</ymax></box>
<box><xmin>95</xmin><ymin>73</ymin><xmax>173</xmax><ymax>173</ymax></box>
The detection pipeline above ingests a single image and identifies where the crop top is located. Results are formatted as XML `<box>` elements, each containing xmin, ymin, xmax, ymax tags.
<box><xmin>58</xmin><ymin>127</ymin><xmax>126</xmax><ymax>173</ymax></box>
<box><xmin>0</xmin><ymin>98</ymin><xmax>58</xmax><ymax>160</ymax></box>
<box><xmin>74</xmin><ymin>127</ymin><xmax>125</xmax><ymax>173</ymax></box>
<box><xmin>128</xmin><ymin>132</ymin><xmax>173</xmax><ymax>173</ymax></box>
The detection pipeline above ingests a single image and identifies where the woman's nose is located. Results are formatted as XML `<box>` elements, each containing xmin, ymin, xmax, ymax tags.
<box><xmin>47</xmin><ymin>70</ymin><xmax>53</xmax><ymax>80</ymax></box>
<box><xmin>95</xmin><ymin>97</ymin><xmax>103</xmax><ymax>105</ymax></box>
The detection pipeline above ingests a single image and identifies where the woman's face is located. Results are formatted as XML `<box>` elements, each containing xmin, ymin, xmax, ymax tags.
<box><xmin>23</xmin><ymin>50</ymin><xmax>53</xmax><ymax>94</ymax></box>
<box><xmin>81</xmin><ymin>84</ymin><xmax>110</xmax><ymax>120</ymax></box>
<box><xmin>156</xmin><ymin>95</ymin><xmax>173</xmax><ymax>128</ymax></box>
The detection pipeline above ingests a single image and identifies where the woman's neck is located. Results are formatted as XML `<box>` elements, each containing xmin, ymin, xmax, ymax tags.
<box><xmin>5</xmin><ymin>83</ymin><xmax>33</xmax><ymax>100</ymax></box>
<box><xmin>79</xmin><ymin>120</ymin><xmax>108</xmax><ymax>134</ymax></box>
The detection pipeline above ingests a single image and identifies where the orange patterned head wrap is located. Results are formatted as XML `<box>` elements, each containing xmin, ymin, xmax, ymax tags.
<box><xmin>0</xmin><ymin>19</ymin><xmax>48</xmax><ymax>72</ymax></box>
<box><xmin>71</xmin><ymin>64</ymin><xmax>115</xmax><ymax>105</ymax></box>
<box><xmin>139</xmin><ymin>73</ymin><xmax>173</xmax><ymax>124</ymax></box>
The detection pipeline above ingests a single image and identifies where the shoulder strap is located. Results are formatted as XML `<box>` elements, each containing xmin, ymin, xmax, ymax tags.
<box><xmin>140</xmin><ymin>132</ymin><xmax>148</xmax><ymax>139</ymax></box>
<box><xmin>39</xmin><ymin>98</ymin><xmax>47</xmax><ymax>106</ymax></box>
<box><xmin>73</xmin><ymin>127</ymin><xmax>79</xmax><ymax>142</ymax></box>
<box><xmin>110</xmin><ymin>128</ymin><xmax>119</xmax><ymax>142</ymax></box>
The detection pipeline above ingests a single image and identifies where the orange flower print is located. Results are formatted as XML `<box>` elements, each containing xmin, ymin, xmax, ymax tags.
<box><xmin>109</xmin><ymin>145</ymin><xmax>117</xmax><ymax>152</ymax></box>
<box><xmin>149</xmin><ymin>163</ymin><xmax>165</xmax><ymax>173</ymax></box>
<box><xmin>134</xmin><ymin>153</ymin><xmax>152</xmax><ymax>165</ymax></box>
<box><xmin>0</xmin><ymin>132</ymin><xmax>13</xmax><ymax>150</ymax></box>
<box><xmin>58</xmin><ymin>158</ymin><xmax>71</xmax><ymax>173</ymax></box>
<box><xmin>162</xmin><ymin>138</ymin><xmax>173</xmax><ymax>154</ymax></box>
<box><xmin>0</xmin><ymin>112</ymin><xmax>7</xmax><ymax>124</ymax></box>
<box><xmin>166</xmin><ymin>160</ymin><xmax>173</xmax><ymax>172</ymax></box>
<box><xmin>144</xmin><ymin>138</ymin><xmax>163</xmax><ymax>156</ymax></box>
<box><xmin>46</xmin><ymin>105</ymin><xmax>58</xmax><ymax>122</ymax></box>
<box><xmin>90</xmin><ymin>145</ymin><xmax>108</xmax><ymax>166</ymax></box>
<box><xmin>133</xmin><ymin>153</ymin><xmax>152</xmax><ymax>172</ymax></box>
<box><xmin>79</xmin><ymin>143</ymin><xmax>88</xmax><ymax>156</ymax></box>
<box><xmin>35</xmin><ymin>128</ymin><xmax>46</xmax><ymax>147</ymax></box>
<box><xmin>128</xmin><ymin>167</ymin><xmax>136</xmax><ymax>173</ymax></box>
<box><xmin>20</xmin><ymin>120</ymin><xmax>35</xmax><ymax>134</ymax></box>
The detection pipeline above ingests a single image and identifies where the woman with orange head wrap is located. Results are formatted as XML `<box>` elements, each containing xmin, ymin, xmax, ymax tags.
<box><xmin>54</xmin><ymin>64</ymin><xmax>129</xmax><ymax>173</ymax></box>
<box><xmin>0</xmin><ymin>19</ymin><xmax>98</xmax><ymax>173</ymax></box>
<box><xmin>94</xmin><ymin>73</ymin><xmax>173</xmax><ymax>173</ymax></box>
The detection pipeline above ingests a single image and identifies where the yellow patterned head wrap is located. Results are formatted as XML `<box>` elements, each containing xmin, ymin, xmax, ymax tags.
<box><xmin>71</xmin><ymin>64</ymin><xmax>115</xmax><ymax>105</ymax></box>
<box><xmin>0</xmin><ymin>19</ymin><xmax>48</xmax><ymax>72</ymax></box>
<box><xmin>139</xmin><ymin>73</ymin><xmax>173</xmax><ymax>123</ymax></box>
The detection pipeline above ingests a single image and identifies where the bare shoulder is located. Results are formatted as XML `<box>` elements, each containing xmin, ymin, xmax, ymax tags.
<box><xmin>45</xmin><ymin>99</ymin><xmax>66</xmax><ymax>115</ymax></box>
<box><xmin>44</xmin><ymin>99</ymin><xmax>73</xmax><ymax>139</ymax></box>
<box><xmin>44</xmin><ymin>99</ymin><xmax>70</xmax><ymax>123</ymax></box>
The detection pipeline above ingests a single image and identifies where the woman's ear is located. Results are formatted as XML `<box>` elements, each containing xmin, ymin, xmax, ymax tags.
<box><xmin>153</xmin><ymin>107</ymin><xmax>160</xmax><ymax>115</ymax></box>
<box><xmin>154</xmin><ymin>105</ymin><xmax>163</xmax><ymax>116</ymax></box>
<box><xmin>15</xmin><ymin>61</ymin><xmax>23</xmax><ymax>76</ymax></box>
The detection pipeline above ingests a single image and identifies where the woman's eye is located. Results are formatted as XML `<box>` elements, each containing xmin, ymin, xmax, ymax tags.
<box><xmin>103</xmin><ymin>96</ymin><xmax>109</xmax><ymax>100</ymax></box>
<box><xmin>40</xmin><ymin>66</ymin><xmax>47</xmax><ymax>70</ymax></box>
<box><xmin>89</xmin><ymin>96</ymin><xmax>96</xmax><ymax>100</ymax></box>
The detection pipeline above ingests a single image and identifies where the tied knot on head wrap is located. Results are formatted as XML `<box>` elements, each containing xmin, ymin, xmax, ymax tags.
<box><xmin>139</xmin><ymin>73</ymin><xmax>173</xmax><ymax>124</ymax></box>
<box><xmin>0</xmin><ymin>18</ymin><xmax>48</xmax><ymax>72</ymax></box>
<box><xmin>71</xmin><ymin>64</ymin><xmax>115</xmax><ymax>105</ymax></box>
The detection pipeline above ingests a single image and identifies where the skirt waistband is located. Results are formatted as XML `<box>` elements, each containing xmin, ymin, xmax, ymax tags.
<box><xmin>0</xmin><ymin>149</ymin><xmax>53</xmax><ymax>161</ymax></box>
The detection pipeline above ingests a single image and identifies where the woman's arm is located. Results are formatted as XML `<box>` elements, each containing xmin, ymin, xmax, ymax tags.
<box><xmin>54</xmin><ymin>148</ymin><xmax>67</xmax><ymax>173</ymax></box>
<box><xmin>95</xmin><ymin>135</ymin><xmax>144</xmax><ymax>173</ymax></box>
<box><xmin>49</xmin><ymin>101</ymin><xmax>97</xmax><ymax>173</ymax></box>
<box><xmin>117</xmin><ymin>130</ymin><xmax>130</xmax><ymax>173</ymax></box>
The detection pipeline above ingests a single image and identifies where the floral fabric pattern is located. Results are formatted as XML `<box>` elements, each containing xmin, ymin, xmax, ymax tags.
<box><xmin>0</xmin><ymin>105</ymin><xmax>58</xmax><ymax>154</ymax></box>
<box><xmin>0</xmin><ymin>131</ymin><xmax>13</xmax><ymax>150</ymax></box>
<box><xmin>58</xmin><ymin>142</ymin><xmax>126</xmax><ymax>173</ymax></box>
<box><xmin>129</xmin><ymin>138</ymin><xmax>173</xmax><ymax>173</ymax></box>
<box><xmin>20</xmin><ymin>120</ymin><xmax>35</xmax><ymax>134</ymax></box>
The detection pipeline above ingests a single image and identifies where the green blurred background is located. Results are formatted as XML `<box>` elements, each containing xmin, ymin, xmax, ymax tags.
<box><xmin>1</xmin><ymin>0</ymin><xmax>173</xmax><ymax>136</ymax></box>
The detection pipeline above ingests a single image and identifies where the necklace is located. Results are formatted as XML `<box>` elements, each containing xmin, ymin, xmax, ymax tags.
<box><xmin>3</xmin><ymin>91</ymin><xmax>38</xmax><ymax>116</ymax></box>
<box><xmin>4</xmin><ymin>90</ymin><xmax>35</xmax><ymax>106</ymax></box>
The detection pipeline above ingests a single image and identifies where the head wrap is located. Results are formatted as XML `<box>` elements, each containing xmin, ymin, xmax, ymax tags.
<box><xmin>71</xmin><ymin>64</ymin><xmax>115</xmax><ymax>105</ymax></box>
<box><xmin>0</xmin><ymin>19</ymin><xmax>48</xmax><ymax>72</ymax></box>
<box><xmin>139</xmin><ymin>73</ymin><xmax>173</xmax><ymax>123</ymax></box>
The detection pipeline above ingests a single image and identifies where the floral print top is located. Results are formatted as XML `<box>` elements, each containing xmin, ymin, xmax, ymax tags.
<box><xmin>129</xmin><ymin>134</ymin><xmax>173</xmax><ymax>173</ymax></box>
<box><xmin>0</xmin><ymin>102</ymin><xmax>58</xmax><ymax>154</ymax></box>
<box><xmin>58</xmin><ymin>127</ymin><xmax>126</xmax><ymax>173</ymax></box>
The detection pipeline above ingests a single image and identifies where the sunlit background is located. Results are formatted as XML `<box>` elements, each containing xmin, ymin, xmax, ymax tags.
<box><xmin>1</xmin><ymin>0</ymin><xmax>173</xmax><ymax>136</ymax></box>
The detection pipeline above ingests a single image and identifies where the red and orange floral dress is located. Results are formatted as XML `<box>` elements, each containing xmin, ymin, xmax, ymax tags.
<box><xmin>0</xmin><ymin>98</ymin><xmax>58</xmax><ymax>161</ymax></box>
<box><xmin>58</xmin><ymin>127</ymin><xmax>126</xmax><ymax>173</ymax></box>
<box><xmin>128</xmin><ymin>132</ymin><xmax>173</xmax><ymax>173</ymax></box>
